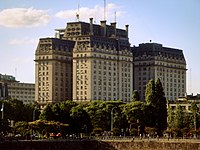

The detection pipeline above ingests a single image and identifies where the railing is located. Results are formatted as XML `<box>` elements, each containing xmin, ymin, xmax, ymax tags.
<box><xmin>88</xmin><ymin>136</ymin><xmax>200</xmax><ymax>142</ymax></box>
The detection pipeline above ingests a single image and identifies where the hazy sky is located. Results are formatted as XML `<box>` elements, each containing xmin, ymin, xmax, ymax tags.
<box><xmin>0</xmin><ymin>0</ymin><xmax>200</xmax><ymax>94</ymax></box>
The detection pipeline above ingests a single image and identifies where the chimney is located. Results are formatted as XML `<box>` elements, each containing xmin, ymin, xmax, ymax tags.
<box><xmin>101</xmin><ymin>20</ymin><xmax>107</xmax><ymax>37</ymax></box>
<box><xmin>89</xmin><ymin>18</ymin><xmax>93</xmax><ymax>35</ymax></box>
<box><xmin>111</xmin><ymin>22</ymin><xmax>116</xmax><ymax>36</ymax></box>
<box><xmin>125</xmin><ymin>25</ymin><xmax>129</xmax><ymax>38</ymax></box>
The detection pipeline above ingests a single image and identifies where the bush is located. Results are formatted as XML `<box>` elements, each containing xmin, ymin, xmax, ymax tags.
<box><xmin>112</xmin><ymin>128</ymin><xmax>120</xmax><ymax>136</ymax></box>
<box><xmin>92</xmin><ymin>127</ymin><xmax>103</xmax><ymax>136</ymax></box>
<box><xmin>130</xmin><ymin>128</ymin><xmax>137</xmax><ymax>136</ymax></box>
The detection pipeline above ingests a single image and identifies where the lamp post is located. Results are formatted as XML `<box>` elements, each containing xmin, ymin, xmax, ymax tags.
<box><xmin>84</xmin><ymin>125</ymin><xmax>88</xmax><ymax>135</ymax></box>
<box><xmin>111</xmin><ymin>107</ymin><xmax>116</xmax><ymax>131</ymax></box>
<box><xmin>33</xmin><ymin>109</ymin><xmax>36</xmax><ymax>121</ymax></box>
<box><xmin>1</xmin><ymin>103</ymin><xmax>4</xmax><ymax>120</ymax></box>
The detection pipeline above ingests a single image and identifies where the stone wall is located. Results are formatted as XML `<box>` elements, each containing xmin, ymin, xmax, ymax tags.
<box><xmin>0</xmin><ymin>140</ymin><xmax>200</xmax><ymax>150</ymax></box>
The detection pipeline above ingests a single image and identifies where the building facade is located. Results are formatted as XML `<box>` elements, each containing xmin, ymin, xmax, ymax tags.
<box><xmin>35</xmin><ymin>38</ymin><xmax>74</xmax><ymax>108</ymax></box>
<box><xmin>7</xmin><ymin>82</ymin><xmax>35</xmax><ymax>105</ymax></box>
<box><xmin>132</xmin><ymin>43</ymin><xmax>186</xmax><ymax>101</ymax></box>
<box><xmin>0</xmin><ymin>74</ymin><xmax>35</xmax><ymax>104</ymax></box>
<box><xmin>0</xmin><ymin>74</ymin><xmax>16</xmax><ymax>100</ymax></box>
<box><xmin>0</xmin><ymin>82</ymin><xmax>8</xmax><ymax>100</ymax></box>
<box><xmin>66</xmin><ymin>19</ymin><xmax>133</xmax><ymax>102</ymax></box>
<box><xmin>35</xmin><ymin>18</ymin><xmax>133</xmax><ymax>107</ymax></box>
<box><xmin>168</xmin><ymin>94</ymin><xmax>200</xmax><ymax>112</ymax></box>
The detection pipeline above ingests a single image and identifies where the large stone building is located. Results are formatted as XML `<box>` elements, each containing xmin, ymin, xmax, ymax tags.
<box><xmin>35</xmin><ymin>38</ymin><xmax>74</xmax><ymax>108</ymax></box>
<box><xmin>132</xmin><ymin>43</ymin><xmax>187</xmax><ymax>101</ymax></box>
<box><xmin>35</xmin><ymin>18</ymin><xmax>133</xmax><ymax>107</ymax></box>
<box><xmin>0</xmin><ymin>74</ymin><xmax>35</xmax><ymax>104</ymax></box>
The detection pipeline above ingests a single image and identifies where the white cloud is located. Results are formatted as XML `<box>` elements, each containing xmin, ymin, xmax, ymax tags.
<box><xmin>0</xmin><ymin>7</ymin><xmax>50</xmax><ymax>28</ymax></box>
<box><xmin>55</xmin><ymin>3</ymin><xmax>125</xmax><ymax>22</ymax></box>
<box><xmin>9</xmin><ymin>37</ymin><xmax>38</xmax><ymax>45</ymax></box>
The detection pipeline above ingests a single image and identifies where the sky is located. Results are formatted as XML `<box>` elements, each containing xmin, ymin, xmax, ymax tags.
<box><xmin>0</xmin><ymin>0</ymin><xmax>200</xmax><ymax>95</ymax></box>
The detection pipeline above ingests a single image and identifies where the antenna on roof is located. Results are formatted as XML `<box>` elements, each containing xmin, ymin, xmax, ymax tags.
<box><xmin>15</xmin><ymin>68</ymin><xmax>17</xmax><ymax>80</ymax></box>
<box><xmin>114</xmin><ymin>11</ymin><xmax>117</xmax><ymax>22</ymax></box>
<box><xmin>190</xmin><ymin>68</ymin><xmax>192</xmax><ymax>94</ymax></box>
<box><xmin>104</xmin><ymin>0</ymin><xmax>106</xmax><ymax>20</ymax></box>
<box><xmin>76</xmin><ymin>1</ymin><xmax>80</xmax><ymax>21</ymax></box>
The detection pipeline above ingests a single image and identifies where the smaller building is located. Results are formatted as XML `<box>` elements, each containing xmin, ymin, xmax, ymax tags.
<box><xmin>168</xmin><ymin>94</ymin><xmax>200</xmax><ymax>112</ymax></box>
<box><xmin>7</xmin><ymin>82</ymin><xmax>35</xmax><ymax>105</ymax></box>
<box><xmin>0</xmin><ymin>82</ymin><xmax>8</xmax><ymax>100</ymax></box>
<box><xmin>0</xmin><ymin>73</ymin><xmax>35</xmax><ymax>104</ymax></box>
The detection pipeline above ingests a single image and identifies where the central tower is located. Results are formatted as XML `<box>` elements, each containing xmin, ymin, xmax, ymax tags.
<box><xmin>63</xmin><ymin>18</ymin><xmax>133</xmax><ymax>102</ymax></box>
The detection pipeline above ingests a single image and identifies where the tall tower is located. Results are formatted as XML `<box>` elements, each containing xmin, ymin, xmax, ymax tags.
<box><xmin>61</xmin><ymin>18</ymin><xmax>133</xmax><ymax>102</ymax></box>
<box><xmin>35</xmin><ymin>38</ymin><xmax>74</xmax><ymax>109</ymax></box>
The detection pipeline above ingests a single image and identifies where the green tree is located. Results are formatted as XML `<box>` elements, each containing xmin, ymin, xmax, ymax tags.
<box><xmin>155</xmin><ymin>78</ymin><xmax>167</xmax><ymax>133</ymax></box>
<box><xmin>59</xmin><ymin>100</ymin><xmax>77</xmax><ymax>124</ymax></box>
<box><xmin>174</xmin><ymin>105</ymin><xmax>185</xmax><ymax>129</ymax></box>
<box><xmin>70</xmin><ymin>104</ymin><xmax>91</xmax><ymax>134</ymax></box>
<box><xmin>145</xmin><ymin>79</ymin><xmax>156</xmax><ymax>106</ymax></box>
<box><xmin>167</xmin><ymin>106</ymin><xmax>175</xmax><ymax>129</ymax></box>
<box><xmin>14</xmin><ymin>121</ymin><xmax>30</xmax><ymax>137</ymax></box>
<box><xmin>51</xmin><ymin>103</ymin><xmax>61</xmax><ymax>122</ymax></box>
<box><xmin>39</xmin><ymin>104</ymin><xmax>55</xmax><ymax>121</ymax></box>
<box><xmin>190</xmin><ymin>102</ymin><xmax>200</xmax><ymax>132</ymax></box>
<box><xmin>145</xmin><ymin>79</ymin><xmax>167</xmax><ymax>134</ymax></box>
<box><xmin>0</xmin><ymin>119</ymin><xmax>11</xmax><ymax>135</ymax></box>
<box><xmin>85</xmin><ymin>101</ymin><xmax>109</xmax><ymax>131</ymax></box>
<box><xmin>132</xmin><ymin>90</ymin><xmax>140</xmax><ymax>102</ymax></box>
<box><xmin>143</xmin><ymin>104</ymin><xmax>157</xmax><ymax>128</ymax></box>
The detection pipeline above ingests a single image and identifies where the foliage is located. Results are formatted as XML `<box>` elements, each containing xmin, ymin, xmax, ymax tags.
<box><xmin>39</xmin><ymin>104</ymin><xmax>54</xmax><ymax>121</ymax></box>
<box><xmin>70</xmin><ymin>104</ymin><xmax>92</xmax><ymax>134</ymax></box>
<box><xmin>0</xmin><ymin>119</ymin><xmax>11</xmax><ymax>135</ymax></box>
<box><xmin>174</xmin><ymin>105</ymin><xmax>185</xmax><ymax>129</ymax></box>
<box><xmin>92</xmin><ymin>127</ymin><xmax>103</xmax><ymax>136</ymax></box>
<box><xmin>145</xmin><ymin>127</ymin><xmax>157</xmax><ymax>136</ymax></box>
<box><xmin>85</xmin><ymin>101</ymin><xmax>110</xmax><ymax>131</ymax></box>
<box><xmin>122</xmin><ymin>101</ymin><xmax>144</xmax><ymax>124</ymax></box>
<box><xmin>14</xmin><ymin>121</ymin><xmax>30</xmax><ymax>136</ymax></box>
<box><xmin>145</xmin><ymin>79</ymin><xmax>156</xmax><ymax>106</ymax></box>
<box><xmin>132</xmin><ymin>90</ymin><xmax>140</xmax><ymax>102</ymax></box>
<box><xmin>144</xmin><ymin>79</ymin><xmax>167</xmax><ymax>135</ymax></box>
<box><xmin>0</xmin><ymin>99</ymin><xmax>40</xmax><ymax>123</ymax></box>
<box><xmin>112</xmin><ymin>128</ymin><xmax>121</xmax><ymax>136</ymax></box>
<box><xmin>129</xmin><ymin>128</ymin><xmax>137</xmax><ymax>136</ymax></box>
<box><xmin>167</xmin><ymin>106</ymin><xmax>175</xmax><ymax>129</ymax></box>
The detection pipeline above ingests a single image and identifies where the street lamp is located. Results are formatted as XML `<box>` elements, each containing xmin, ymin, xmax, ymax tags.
<box><xmin>33</xmin><ymin>109</ymin><xmax>36</xmax><ymax>121</ymax></box>
<box><xmin>111</xmin><ymin>107</ymin><xmax>116</xmax><ymax>131</ymax></box>
<box><xmin>1</xmin><ymin>104</ymin><xmax>3</xmax><ymax>120</ymax></box>
<box><xmin>84</xmin><ymin>125</ymin><xmax>88</xmax><ymax>135</ymax></box>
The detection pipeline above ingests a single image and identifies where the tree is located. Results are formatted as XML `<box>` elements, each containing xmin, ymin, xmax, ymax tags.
<box><xmin>85</xmin><ymin>101</ymin><xmax>109</xmax><ymax>131</ymax></box>
<box><xmin>51</xmin><ymin>103</ymin><xmax>61</xmax><ymax>122</ymax></box>
<box><xmin>155</xmin><ymin>78</ymin><xmax>167</xmax><ymax>133</ymax></box>
<box><xmin>132</xmin><ymin>90</ymin><xmax>140</xmax><ymax>102</ymax></box>
<box><xmin>145</xmin><ymin>79</ymin><xmax>167</xmax><ymax>135</ymax></box>
<box><xmin>59</xmin><ymin>100</ymin><xmax>77</xmax><ymax>124</ymax></box>
<box><xmin>145</xmin><ymin>79</ymin><xmax>156</xmax><ymax>106</ymax></box>
<box><xmin>167</xmin><ymin>106</ymin><xmax>175</xmax><ymax>129</ymax></box>
<box><xmin>70</xmin><ymin>104</ymin><xmax>91</xmax><ymax>134</ymax></box>
<box><xmin>14</xmin><ymin>121</ymin><xmax>30</xmax><ymax>137</ymax></box>
<box><xmin>39</xmin><ymin>104</ymin><xmax>55</xmax><ymax>121</ymax></box>
<box><xmin>174</xmin><ymin>105</ymin><xmax>185</xmax><ymax>129</ymax></box>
